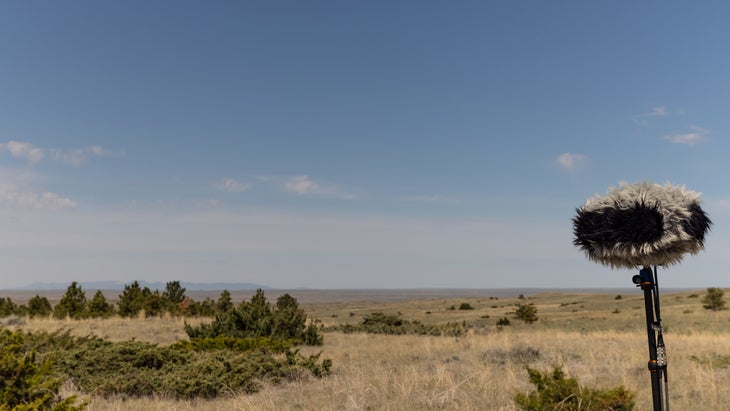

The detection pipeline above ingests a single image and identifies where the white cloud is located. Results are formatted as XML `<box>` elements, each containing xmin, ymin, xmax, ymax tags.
<box><xmin>283</xmin><ymin>175</ymin><xmax>322</xmax><ymax>195</ymax></box>
<box><xmin>556</xmin><ymin>153</ymin><xmax>588</xmax><ymax>170</ymax></box>
<box><xmin>215</xmin><ymin>178</ymin><xmax>251</xmax><ymax>193</ymax></box>
<box><xmin>50</xmin><ymin>145</ymin><xmax>116</xmax><ymax>166</ymax></box>
<box><xmin>0</xmin><ymin>141</ymin><xmax>45</xmax><ymax>164</ymax></box>
<box><xmin>281</xmin><ymin>175</ymin><xmax>356</xmax><ymax>199</ymax></box>
<box><xmin>645</xmin><ymin>106</ymin><xmax>668</xmax><ymax>117</ymax></box>
<box><xmin>633</xmin><ymin>106</ymin><xmax>670</xmax><ymax>126</ymax></box>
<box><xmin>0</xmin><ymin>140</ymin><xmax>117</xmax><ymax>166</ymax></box>
<box><xmin>664</xmin><ymin>126</ymin><xmax>709</xmax><ymax>146</ymax></box>
<box><xmin>0</xmin><ymin>170</ymin><xmax>76</xmax><ymax>210</ymax></box>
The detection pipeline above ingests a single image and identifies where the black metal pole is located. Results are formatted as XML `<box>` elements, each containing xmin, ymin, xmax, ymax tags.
<box><xmin>634</xmin><ymin>266</ymin><xmax>663</xmax><ymax>411</ymax></box>
<box><xmin>653</xmin><ymin>266</ymin><xmax>669</xmax><ymax>411</ymax></box>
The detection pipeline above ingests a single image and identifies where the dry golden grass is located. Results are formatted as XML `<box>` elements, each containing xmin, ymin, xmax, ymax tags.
<box><xmin>5</xmin><ymin>289</ymin><xmax>730</xmax><ymax>410</ymax></box>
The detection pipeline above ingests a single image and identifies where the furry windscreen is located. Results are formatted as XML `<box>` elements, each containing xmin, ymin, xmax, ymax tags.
<box><xmin>572</xmin><ymin>182</ymin><xmax>711</xmax><ymax>269</ymax></box>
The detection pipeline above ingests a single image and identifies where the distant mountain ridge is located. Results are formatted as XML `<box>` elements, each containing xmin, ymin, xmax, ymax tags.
<box><xmin>6</xmin><ymin>281</ymin><xmax>270</xmax><ymax>291</ymax></box>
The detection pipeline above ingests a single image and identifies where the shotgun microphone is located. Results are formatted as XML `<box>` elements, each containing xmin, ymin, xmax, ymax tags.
<box><xmin>572</xmin><ymin>181</ymin><xmax>711</xmax><ymax>269</ymax></box>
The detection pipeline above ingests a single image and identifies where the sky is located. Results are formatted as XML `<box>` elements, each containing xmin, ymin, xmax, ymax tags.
<box><xmin>1</xmin><ymin>1</ymin><xmax>729</xmax><ymax>290</ymax></box>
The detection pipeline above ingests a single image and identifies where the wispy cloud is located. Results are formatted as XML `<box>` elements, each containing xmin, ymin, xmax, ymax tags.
<box><xmin>215</xmin><ymin>178</ymin><xmax>251</xmax><ymax>193</ymax></box>
<box><xmin>0</xmin><ymin>141</ymin><xmax>45</xmax><ymax>164</ymax></box>
<box><xmin>664</xmin><ymin>126</ymin><xmax>709</xmax><ymax>146</ymax></box>
<box><xmin>281</xmin><ymin>175</ymin><xmax>357</xmax><ymax>199</ymax></box>
<box><xmin>0</xmin><ymin>170</ymin><xmax>76</xmax><ymax>210</ymax></box>
<box><xmin>633</xmin><ymin>105</ymin><xmax>671</xmax><ymax>126</ymax></box>
<box><xmin>283</xmin><ymin>176</ymin><xmax>323</xmax><ymax>195</ymax></box>
<box><xmin>50</xmin><ymin>145</ymin><xmax>117</xmax><ymax>166</ymax></box>
<box><xmin>0</xmin><ymin>141</ymin><xmax>118</xmax><ymax>166</ymax></box>
<box><xmin>644</xmin><ymin>106</ymin><xmax>668</xmax><ymax>117</ymax></box>
<box><xmin>556</xmin><ymin>153</ymin><xmax>588</xmax><ymax>170</ymax></box>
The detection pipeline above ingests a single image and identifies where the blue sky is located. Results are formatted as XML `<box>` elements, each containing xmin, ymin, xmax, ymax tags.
<box><xmin>1</xmin><ymin>1</ymin><xmax>729</xmax><ymax>289</ymax></box>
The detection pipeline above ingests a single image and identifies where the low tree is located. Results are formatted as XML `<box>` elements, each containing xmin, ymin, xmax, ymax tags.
<box><xmin>216</xmin><ymin>289</ymin><xmax>233</xmax><ymax>313</ymax></box>
<box><xmin>0</xmin><ymin>297</ymin><xmax>18</xmax><ymax>317</ymax></box>
<box><xmin>87</xmin><ymin>290</ymin><xmax>114</xmax><ymax>318</ymax></box>
<box><xmin>702</xmin><ymin>287</ymin><xmax>727</xmax><ymax>311</ymax></box>
<box><xmin>162</xmin><ymin>281</ymin><xmax>186</xmax><ymax>315</ymax></box>
<box><xmin>27</xmin><ymin>295</ymin><xmax>53</xmax><ymax>318</ymax></box>
<box><xmin>185</xmin><ymin>289</ymin><xmax>323</xmax><ymax>345</ymax></box>
<box><xmin>190</xmin><ymin>298</ymin><xmax>216</xmax><ymax>317</ymax></box>
<box><xmin>143</xmin><ymin>290</ymin><xmax>166</xmax><ymax>317</ymax></box>
<box><xmin>54</xmin><ymin>282</ymin><xmax>87</xmax><ymax>319</ymax></box>
<box><xmin>117</xmin><ymin>281</ymin><xmax>146</xmax><ymax>317</ymax></box>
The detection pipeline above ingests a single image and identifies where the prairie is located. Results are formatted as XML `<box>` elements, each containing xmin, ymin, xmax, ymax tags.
<box><xmin>3</xmin><ymin>288</ymin><xmax>730</xmax><ymax>410</ymax></box>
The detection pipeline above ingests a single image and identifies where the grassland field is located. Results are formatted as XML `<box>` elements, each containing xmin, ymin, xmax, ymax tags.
<box><xmin>2</xmin><ymin>288</ymin><xmax>730</xmax><ymax>410</ymax></box>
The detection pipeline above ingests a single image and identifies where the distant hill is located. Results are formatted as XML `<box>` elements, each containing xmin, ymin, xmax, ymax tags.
<box><xmin>6</xmin><ymin>281</ymin><xmax>270</xmax><ymax>291</ymax></box>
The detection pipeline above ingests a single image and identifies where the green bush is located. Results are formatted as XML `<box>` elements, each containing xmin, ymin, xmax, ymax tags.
<box><xmin>7</xmin><ymin>327</ymin><xmax>330</xmax><ymax>400</ymax></box>
<box><xmin>0</xmin><ymin>328</ymin><xmax>86</xmax><ymax>410</ymax></box>
<box><xmin>515</xmin><ymin>303</ymin><xmax>539</xmax><ymax>323</ymax></box>
<box><xmin>116</xmin><ymin>281</ymin><xmax>147</xmax><ymax>317</ymax></box>
<box><xmin>330</xmin><ymin>312</ymin><xmax>465</xmax><ymax>337</ymax></box>
<box><xmin>458</xmin><ymin>303</ymin><xmax>475</xmax><ymax>310</ymax></box>
<box><xmin>86</xmin><ymin>291</ymin><xmax>114</xmax><ymax>318</ymax></box>
<box><xmin>0</xmin><ymin>297</ymin><xmax>19</xmax><ymax>317</ymax></box>
<box><xmin>142</xmin><ymin>290</ymin><xmax>166</xmax><ymax>317</ymax></box>
<box><xmin>216</xmin><ymin>290</ymin><xmax>234</xmax><ymax>314</ymax></box>
<box><xmin>514</xmin><ymin>365</ymin><xmax>635</xmax><ymax>411</ymax></box>
<box><xmin>184</xmin><ymin>289</ymin><xmax>323</xmax><ymax>345</ymax></box>
<box><xmin>53</xmin><ymin>282</ymin><xmax>87</xmax><ymax>320</ymax></box>
<box><xmin>54</xmin><ymin>338</ymin><xmax>330</xmax><ymax>399</ymax></box>
<box><xmin>702</xmin><ymin>287</ymin><xmax>727</xmax><ymax>311</ymax></box>
<box><xmin>27</xmin><ymin>295</ymin><xmax>53</xmax><ymax>319</ymax></box>
<box><xmin>162</xmin><ymin>281</ymin><xmax>186</xmax><ymax>315</ymax></box>
<box><xmin>188</xmin><ymin>297</ymin><xmax>216</xmax><ymax>317</ymax></box>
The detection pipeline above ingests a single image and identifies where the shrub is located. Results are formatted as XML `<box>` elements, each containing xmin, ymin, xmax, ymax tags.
<box><xmin>142</xmin><ymin>290</ymin><xmax>166</xmax><ymax>317</ymax></box>
<box><xmin>514</xmin><ymin>365</ymin><xmax>635</xmax><ymax>411</ymax></box>
<box><xmin>27</xmin><ymin>295</ymin><xmax>53</xmax><ymax>319</ymax></box>
<box><xmin>515</xmin><ymin>303</ymin><xmax>539</xmax><ymax>323</ymax></box>
<box><xmin>117</xmin><ymin>281</ymin><xmax>148</xmax><ymax>317</ymax></box>
<box><xmin>702</xmin><ymin>287</ymin><xmax>727</xmax><ymax>311</ymax></box>
<box><xmin>458</xmin><ymin>303</ymin><xmax>475</xmax><ymax>310</ymax></box>
<box><xmin>185</xmin><ymin>289</ymin><xmax>323</xmax><ymax>345</ymax></box>
<box><xmin>331</xmin><ymin>312</ymin><xmax>465</xmax><ymax>337</ymax></box>
<box><xmin>0</xmin><ymin>297</ymin><xmax>19</xmax><ymax>317</ymax></box>
<box><xmin>0</xmin><ymin>328</ymin><xmax>86</xmax><ymax>410</ymax></box>
<box><xmin>9</xmin><ymin>327</ymin><xmax>330</xmax><ymax>401</ymax></box>
<box><xmin>53</xmin><ymin>282</ymin><xmax>87</xmax><ymax>320</ymax></box>
<box><xmin>216</xmin><ymin>290</ymin><xmax>234</xmax><ymax>313</ymax></box>
<box><xmin>615</xmin><ymin>294</ymin><xmax>623</xmax><ymax>300</ymax></box>
<box><xmin>162</xmin><ymin>281</ymin><xmax>186</xmax><ymax>315</ymax></box>
<box><xmin>189</xmin><ymin>298</ymin><xmax>216</xmax><ymax>317</ymax></box>
<box><xmin>86</xmin><ymin>291</ymin><xmax>114</xmax><ymax>318</ymax></box>
<box><xmin>54</xmin><ymin>337</ymin><xmax>330</xmax><ymax>399</ymax></box>
<box><xmin>497</xmin><ymin>317</ymin><xmax>511</xmax><ymax>327</ymax></box>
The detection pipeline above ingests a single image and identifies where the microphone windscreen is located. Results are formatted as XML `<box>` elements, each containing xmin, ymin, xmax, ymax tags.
<box><xmin>572</xmin><ymin>182</ymin><xmax>711</xmax><ymax>269</ymax></box>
